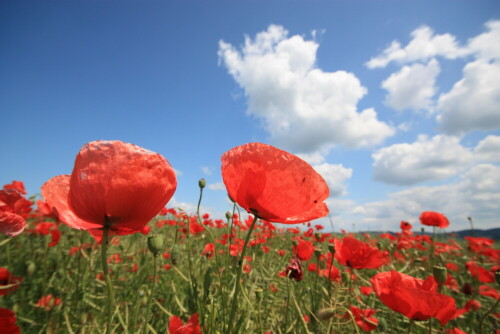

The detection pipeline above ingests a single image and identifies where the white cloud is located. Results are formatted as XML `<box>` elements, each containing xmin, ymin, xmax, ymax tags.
<box><xmin>201</xmin><ymin>166</ymin><xmax>212</xmax><ymax>175</ymax></box>
<box><xmin>208</xmin><ymin>182</ymin><xmax>226</xmax><ymax>191</ymax></box>
<box><xmin>173</xmin><ymin>168</ymin><xmax>183</xmax><ymax>176</ymax></box>
<box><xmin>352</xmin><ymin>164</ymin><xmax>500</xmax><ymax>230</ymax></box>
<box><xmin>366</xmin><ymin>25</ymin><xmax>465</xmax><ymax>68</ymax></box>
<box><xmin>437</xmin><ymin>59</ymin><xmax>500</xmax><ymax>135</ymax></box>
<box><xmin>372</xmin><ymin>135</ymin><xmax>473</xmax><ymax>186</ymax></box>
<box><xmin>474</xmin><ymin>135</ymin><xmax>500</xmax><ymax>162</ymax></box>
<box><xmin>313</xmin><ymin>163</ymin><xmax>353</xmax><ymax>197</ymax></box>
<box><xmin>381</xmin><ymin>59</ymin><xmax>440</xmax><ymax>111</ymax></box>
<box><xmin>218</xmin><ymin>25</ymin><xmax>394</xmax><ymax>154</ymax></box>
<box><xmin>466</xmin><ymin>20</ymin><xmax>500</xmax><ymax>62</ymax></box>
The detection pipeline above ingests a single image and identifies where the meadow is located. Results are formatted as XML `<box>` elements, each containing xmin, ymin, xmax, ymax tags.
<box><xmin>1</xmin><ymin>141</ymin><xmax>499</xmax><ymax>334</ymax></box>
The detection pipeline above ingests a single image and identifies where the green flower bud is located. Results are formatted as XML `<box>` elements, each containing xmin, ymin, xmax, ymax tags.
<box><xmin>147</xmin><ymin>234</ymin><xmax>164</xmax><ymax>256</ymax></box>
<box><xmin>314</xmin><ymin>248</ymin><xmax>322</xmax><ymax>259</ymax></box>
<box><xmin>433</xmin><ymin>265</ymin><xmax>447</xmax><ymax>287</ymax></box>
<box><xmin>328</xmin><ymin>244</ymin><xmax>335</xmax><ymax>255</ymax></box>
<box><xmin>225</xmin><ymin>211</ymin><xmax>232</xmax><ymax>220</ymax></box>
<box><xmin>199</xmin><ymin>178</ymin><xmax>206</xmax><ymax>189</ymax></box>
<box><xmin>341</xmin><ymin>271</ymin><xmax>350</xmax><ymax>283</ymax></box>
<box><xmin>316</xmin><ymin>308</ymin><xmax>335</xmax><ymax>321</ymax></box>
<box><xmin>495</xmin><ymin>270</ymin><xmax>500</xmax><ymax>286</ymax></box>
<box><xmin>27</xmin><ymin>262</ymin><xmax>36</xmax><ymax>275</ymax></box>
<box><xmin>255</xmin><ymin>288</ymin><xmax>263</xmax><ymax>302</ymax></box>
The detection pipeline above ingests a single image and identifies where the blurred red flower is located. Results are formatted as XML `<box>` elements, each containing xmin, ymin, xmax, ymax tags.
<box><xmin>168</xmin><ymin>313</ymin><xmax>201</xmax><ymax>334</ymax></box>
<box><xmin>293</xmin><ymin>239</ymin><xmax>314</xmax><ymax>261</ymax></box>
<box><xmin>42</xmin><ymin>140</ymin><xmax>177</xmax><ymax>236</ymax></box>
<box><xmin>0</xmin><ymin>189</ymin><xmax>31</xmax><ymax>237</ymax></box>
<box><xmin>0</xmin><ymin>308</ymin><xmax>21</xmax><ymax>334</ymax></box>
<box><xmin>371</xmin><ymin>270</ymin><xmax>456</xmax><ymax>325</ymax></box>
<box><xmin>201</xmin><ymin>243</ymin><xmax>215</xmax><ymax>259</ymax></box>
<box><xmin>36</xmin><ymin>294</ymin><xmax>62</xmax><ymax>311</ymax></box>
<box><xmin>419</xmin><ymin>211</ymin><xmax>449</xmax><ymax>228</ymax></box>
<box><xmin>221</xmin><ymin>143</ymin><xmax>329</xmax><ymax>224</ymax></box>
<box><xmin>478</xmin><ymin>285</ymin><xmax>499</xmax><ymax>300</ymax></box>
<box><xmin>285</xmin><ymin>257</ymin><xmax>303</xmax><ymax>282</ymax></box>
<box><xmin>348</xmin><ymin>305</ymin><xmax>378</xmax><ymax>332</ymax></box>
<box><xmin>0</xmin><ymin>268</ymin><xmax>23</xmax><ymax>296</ymax></box>
<box><xmin>465</xmin><ymin>261</ymin><xmax>495</xmax><ymax>283</ymax></box>
<box><xmin>334</xmin><ymin>237</ymin><xmax>387</xmax><ymax>270</ymax></box>
<box><xmin>3</xmin><ymin>181</ymin><xmax>26</xmax><ymax>195</ymax></box>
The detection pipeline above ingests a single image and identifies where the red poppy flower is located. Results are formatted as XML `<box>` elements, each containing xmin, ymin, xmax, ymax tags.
<box><xmin>371</xmin><ymin>270</ymin><xmax>456</xmax><ymax>325</ymax></box>
<box><xmin>3</xmin><ymin>181</ymin><xmax>26</xmax><ymax>195</ymax></box>
<box><xmin>36</xmin><ymin>294</ymin><xmax>62</xmax><ymax>311</ymax></box>
<box><xmin>0</xmin><ymin>268</ymin><xmax>23</xmax><ymax>296</ymax></box>
<box><xmin>285</xmin><ymin>257</ymin><xmax>303</xmax><ymax>281</ymax></box>
<box><xmin>293</xmin><ymin>238</ymin><xmax>314</xmax><ymax>261</ymax></box>
<box><xmin>478</xmin><ymin>285</ymin><xmax>499</xmax><ymax>300</ymax></box>
<box><xmin>419</xmin><ymin>211</ymin><xmax>449</xmax><ymax>228</ymax></box>
<box><xmin>445</xmin><ymin>329</ymin><xmax>467</xmax><ymax>334</ymax></box>
<box><xmin>334</xmin><ymin>237</ymin><xmax>387</xmax><ymax>270</ymax></box>
<box><xmin>201</xmin><ymin>243</ymin><xmax>215</xmax><ymax>259</ymax></box>
<box><xmin>0</xmin><ymin>308</ymin><xmax>21</xmax><ymax>334</ymax></box>
<box><xmin>0</xmin><ymin>189</ymin><xmax>31</xmax><ymax>237</ymax></box>
<box><xmin>348</xmin><ymin>305</ymin><xmax>378</xmax><ymax>332</ymax></box>
<box><xmin>42</xmin><ymin>140</ymin><xmax>177</xmax><ymax>236</ymax></box>
<box><xmin>168</xmin><ymin>313</ymin><xmax>201</xmax><ymax>334</ymax></box>
<box><xmin>221</xmin><ymin>143</ymin><xmax>329</xmax><ymax>224</ymax></box>
<box><xmin>465</xmin><ymin>261</ymin><xmax>495</xmax><ymax>283</ymax></box>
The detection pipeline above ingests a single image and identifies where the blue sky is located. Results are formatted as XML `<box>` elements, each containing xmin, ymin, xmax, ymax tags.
<box><xmin>1</xmin><ymin>1</ymin><xmax>499</xmax><ymax>231</ymax></box>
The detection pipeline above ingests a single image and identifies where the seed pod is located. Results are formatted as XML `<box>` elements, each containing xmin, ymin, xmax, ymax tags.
<box><xmin>198</xmin><ymin>178</ymin><xmax>206</xmax><ymax>189</ymax></box>
<box><xmin>433</xmin><ymin>265</ymin><xmax>447</xmax><ymax>287</ymax></box>
<box><xmin>316</xmin><ymin>308</ymin><xmax>335</xmax><ymax>321</ymax></box>
<box><xmin>147</xmin><ymin>234</ymin><xmax>164</xmax><ymax>256</ymax></box>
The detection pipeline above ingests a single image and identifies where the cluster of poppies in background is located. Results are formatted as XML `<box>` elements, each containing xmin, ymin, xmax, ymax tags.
<box><xmin>1</xmin><ymin>140</ymin><xmax>499</xmax><ymax>333</ymax></box>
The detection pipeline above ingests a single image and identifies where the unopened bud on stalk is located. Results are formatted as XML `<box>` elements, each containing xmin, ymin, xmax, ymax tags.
<box><xmin>328</xmin><ymin>244</ymin><xmax>335</xmax><ymax>255</ymax></box>
<box><xmin>147</xmin><ymin>234</ymin><xmax>164</xmax><ymax>256</ymax></box>
<box><xmin>198</xmin><ymin>178</ymin><xmax>206</xmax><ymax>189</ymax></box>
<box><xmin>433</xmin><ymin>265</ymin><xmax>447</xmax><ymax>287</ymax></box>
<box><xmin>27</xmin><ymin>262</ymin><xmax>36</xmax><ymax>275</ymax></box>
<box><xmin>314</xmin><ymin>248</ymin><xmax>322</xmax><ymax>259</ymax></box>
<box><xmin>255</xmin><ymin>288</ymin><xmax>263</xmax><ymax>302</ymax></box>
<box><xmin>316</xmin><ymin>308</ymin><xmax>335</xmax><ymax>321</ymax></box>
<box><xmin>225</xmin><ymin>211</ymin><xmax>232</xmax><ymax>220</ymax></box>
<box><xmin>341</xmin><ymin>271</ymin><xmax>350</xmax><ymax>283</ymax></box>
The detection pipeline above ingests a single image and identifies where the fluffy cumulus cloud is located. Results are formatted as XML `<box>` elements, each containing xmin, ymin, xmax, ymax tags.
<box><xmin>381</xmin><ymin>59</ymin><xmax>440</xmax><ymax>111</ymax></box>
<box><xmin>353</xmin><ymin>163</ymin><xmax>500</xmax><ymax>230</ymax></box>
<box><xmin>372</xmin><ymin>135</ymin><xmax>473</xmax><ymax>186</ymax></box>
<box><xmin>474</xmin><ymin>135</ymin><xmax>500</xmax><ymax>162</ymax></box>
<box><xmin>366</xmin><ymin>25</ymin><xmax>465</xmax><ymax>69</ymax></box>
<box><xmin>218</xmin><ymin>25</ymin><xmax>394</xmax><ymax>154</ymax></box>
<box><xmin>313</xmin><ymin>163</ymin><xmax>352</xmax><ymax>197</ymax></box>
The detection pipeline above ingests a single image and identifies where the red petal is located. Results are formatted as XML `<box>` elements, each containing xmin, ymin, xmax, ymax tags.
<box><xmin>0</xmin><ymin>211</ymin><xmax>25</xmax><ymax>237</ymax></box>
<box><xmin>41</xmin><ymin>175</ymin><xmax>102</xmax><ymax>230</ymax></box>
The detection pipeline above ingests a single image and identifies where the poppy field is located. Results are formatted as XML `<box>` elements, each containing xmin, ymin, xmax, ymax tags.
<box><xmin>1</xmin><ymin>141</ymin><xmax>499</xmax><ymax>334</ymax></box>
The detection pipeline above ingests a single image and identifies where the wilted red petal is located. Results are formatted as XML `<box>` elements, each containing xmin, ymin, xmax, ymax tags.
<box><xmin>68</xmin><ymin>141</ymin><xmax>177</xmax><ymax>233</ymax></box>
<box><xmin>221</xmin><ymin>143</ymin><xmax>329</xmax><ymax>224</ymax></box>
<box><xmin>42</xmin><ymin>175</ymin><xmax>102</xmax><ymax>231</ymax></box>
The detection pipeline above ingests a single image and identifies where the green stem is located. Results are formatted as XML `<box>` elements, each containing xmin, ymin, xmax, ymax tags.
<box><xmin>101</xmin><ymin>221</ymin><xmax>115</xmax><ymax>334</ymax></box>
<box><xmin>226</xmin><ymin>215</ymin><xmax>258</xmax><ymax>334</ymax></box>
<box><xmin>478</xmin><ymin>297</ymin><xmax>499</xmax><ymax>333</ymax></box>
<box><xmin>407</xmin><ymin>319</ymin><xmax>414</xmax><ymax>334</ymax></box>
<box><xmin>141</xmin><ymin>254</ymin><xmax>158</xmax><ymax>334</ymax></box>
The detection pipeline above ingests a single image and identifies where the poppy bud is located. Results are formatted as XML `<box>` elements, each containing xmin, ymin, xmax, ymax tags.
<box><xmin>198</xmin><ymin>178</ymin><xmax>206</xmax><ymax>189</ymax></box>
<box><xmin>341</xmin><ymin>271</ymin><xmax>350</xmax><ymax>283</ymax></box>
<box><xmin>328</xmin><ymin>244</ymin><xmax>335</xmax><ymax>255</ymax></box>
<box><xmin>27</xmin><ymin>262</ymin><xmax>36</xmax><ymax>275</ymax></box>
<box><xmin>314</xmin><ymin>248</ymin><xmax>322</xmax><ymax>259</ymax></box>
<box><xmin>225</xmin><ymin>211</ymin><xmax>232</xmax><ymax>220</ymax></box>
<box><xmin>170</xmin><ymin>244</ymin><xmax>179</xmax><ymax>265</ymax></box>
<box><xmin>496</xmin><ymin>270</ymin><xmax>500</xmax><ymax>286</ymax></box>
<box><xmin>255</xmin><ymin>288</ymin><xmax>263</xmax><ymax>302</ymax></box>
<box><xmin>316</xmin><ymin>308</ymin><xmax>335</xmax><ymax>321</ymax></box>
<box><xmin>433</xmin><ymin>266</ymin><xmax>447</xmax><ymax>287</ymax></box>
<box><xmin>147</xmin><ymin>234</ymin><xmax>164</xmax><ymax>256</ymax></box>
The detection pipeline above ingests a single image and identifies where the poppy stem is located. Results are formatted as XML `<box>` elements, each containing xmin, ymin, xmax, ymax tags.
<box><xmin>141</xmin><ymin>253</ymin><xmax>158</xmax><ymax>334</ymax></box>
<box><xmin>478</xmin><ymin>297</ymin><xmax>499</xmax><ymax>333</ymax></box>
<box><xmin>226</xmin><ymin>215</ymin><xmax>258</xmax><ymax>334</ymax></box>
<box><xmin>407</xmin><ymin>319</ymin><xmax>414</xmax><ymax>334</ymax></box>
<box><xmin>101</xmin><ymin>221</ymin><xmax>115</xmax><ymax>334</ymax></box>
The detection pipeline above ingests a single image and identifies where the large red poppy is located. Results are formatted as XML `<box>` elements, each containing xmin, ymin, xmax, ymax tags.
<box><xmin>371</xmin><ymin>270</ymin><xmax>456</xmax><ymax>325</ymax></box>
<box><xmin>168</xmin><ymin>313</ymin><xmax>201</xmax><ymax>334</ymax></box>
<box><xmin>42</xmin><ymin>140</ymin><xmax>177</xmax><ymax>235</ymax></box>
<box><xmin>419</xmin><ymin>211</ymin><xmax>449</xmax><ymax>228</ymax></box>
<box><xmin>221</xmin><ymin>143</ymin><xmax>329</xmax><ymax>224</ymax></box>
<box><xmin>334</xmin><ymin>237</ymin><xmax>387</xmax><ymax>270</ymax></box>
<box><xmin>0</xmin><ymin>308</ymin><xmax>21</xmax><ymax>334</ymax></box>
